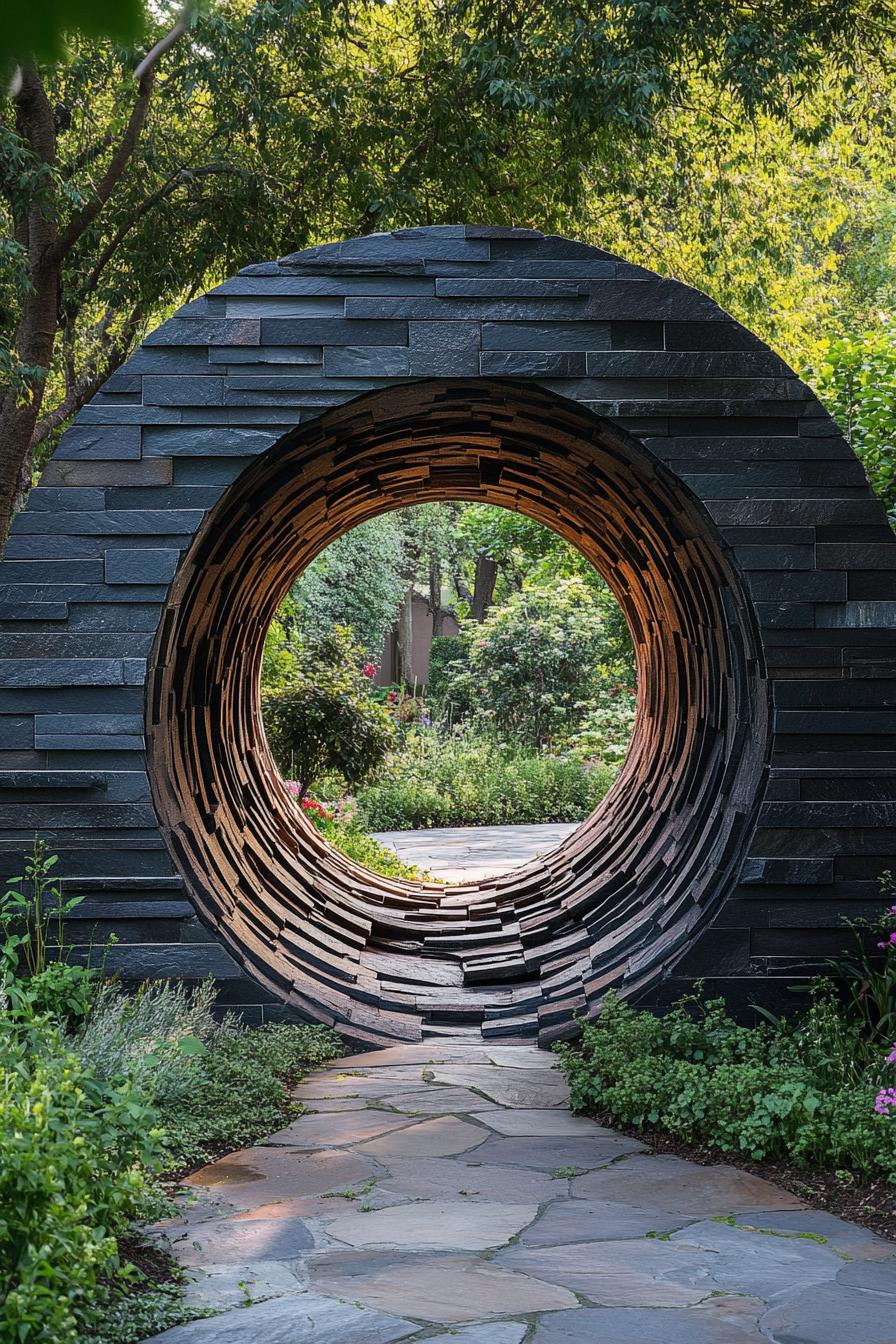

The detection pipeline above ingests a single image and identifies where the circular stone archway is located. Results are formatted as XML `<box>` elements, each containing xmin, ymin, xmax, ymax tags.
<box><xmin>148</xmin><ymin>378</ymin><xmax>768</xmax><ymax>1037</ymax></box>
<box><xmin>2</xmin><ymin>225</ymin><xmax>894</xmax><ymax>1046</ymax></box>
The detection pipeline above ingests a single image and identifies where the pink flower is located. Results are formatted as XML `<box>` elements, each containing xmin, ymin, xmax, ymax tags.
<box><xmin>362</xmin><ymin>662</ymin><xmax>376</xmax><ymax>678</ymax></box>
<box><xmin>877</xmin><ymin>932</ymin><xmax>896</xmax><ymax>949</ymax></box>
<box><xmin>875</xmin><ymin>1087</ymin><xmax>896</xmax><ymax>1115</ymax></box>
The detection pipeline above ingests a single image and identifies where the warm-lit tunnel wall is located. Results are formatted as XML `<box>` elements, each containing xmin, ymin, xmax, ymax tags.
<box><xmin>147</xmin><ymin>379</ymin><xmax>769</xmax><ymax>1042</ymax></box>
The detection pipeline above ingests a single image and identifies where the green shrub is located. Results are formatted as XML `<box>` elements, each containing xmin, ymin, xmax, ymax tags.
<box><xmin>428</xmin><ymin>634</ymin><xmax>471</xmax><ymax>710</ymax></box>
<box><xmin>262</xmin><ymin>625</ymin><xmax>394</xmax><ymax>798</ymax></box>
<box><xmin>557</xmin><ymin>986</ymin><xmax>896</xmax><ymax>1180</ymax></box>
<box><xmin>813</xmin><ymin>327</ymin><xmax>896</xmax><ymax>525</ymax></box>
<box><xmin>0</xmin><ymin>838</ymin><xmax>97</xmax><ymax>1022</ymax></box>
<box><xmin>444</xmin><ymin>577</ymin><xmax>635</xmax><ymax>751</ymax></box>
<box><xmin>74</xmin><ymin>978</ymin><xmax>235</xmax><ymax>1106</ymax></box>
<box><xmin>559</xmin><ymin>688</ymin><xmax>639</xmax><ymax>767</ymax></box>
<box><xmin>0</xmin><ymin>1017</ymin><xmax>162</xmax><ymax>1344</ymax></box>
<box><xmin>356</xmin><ymin>728</ymin><xmax>617</xmax><ymax>830</ymax></box>
<box><xmin>70</xmin><ymin>978</ymin><xmax>342</xmax><ymax>1174</ymax></box>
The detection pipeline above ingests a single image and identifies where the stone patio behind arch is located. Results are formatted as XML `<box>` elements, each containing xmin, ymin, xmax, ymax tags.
<box><xmin>144</xmin><ymin>1041</ymin><xmax>896</xmax><ymax>1344</ymax></box>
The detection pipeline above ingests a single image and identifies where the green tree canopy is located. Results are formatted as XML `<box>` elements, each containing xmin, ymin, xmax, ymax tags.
<box><xmin>3</xmin><ymin>0</ymin><xmax>896</xmax><ymax>545</ymax></box>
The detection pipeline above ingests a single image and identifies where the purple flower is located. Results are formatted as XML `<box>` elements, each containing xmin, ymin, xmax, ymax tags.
<box><xmin>887</xmin><ymin>1044</ymin><xmax>896</xmax><ymax>1066</ymax></box>
<box><xmin>877</xmin><ymin>932</ymin><xmax>896</xmax><ymax>949</ymax></box>
<box><xmin>875</xmin><ymin>1087</ymin><xmax>896</xmax><ymax>1115</ymax></box>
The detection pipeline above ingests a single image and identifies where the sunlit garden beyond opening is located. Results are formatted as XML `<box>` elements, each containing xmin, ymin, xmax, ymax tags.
<box><xmin>260</xmin><ymin>504</ymin><xmax>638</xmax><ymax>882</ymax></box>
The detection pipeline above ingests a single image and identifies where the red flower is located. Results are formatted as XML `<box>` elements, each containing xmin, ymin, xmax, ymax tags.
<box><xmin>362</xmin><ymin>662</ymin><xmax>376</xmax><ymax>678</ymax></box>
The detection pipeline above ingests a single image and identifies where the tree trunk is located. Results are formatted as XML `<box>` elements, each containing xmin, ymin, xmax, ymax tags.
<box><xmin>0</xmin><ymin>66</ymin><xmax>61</xmax><ymax>547</ymax></box>
<box><xmin>395</xmin><ymin>584</ymin><xmax>415</xmax><ymax>688</ymax></box>
<box><xmin>429</xmin><ymin>555</ymin><xmax>445</xmax><ymax>639</ymax></box>
<box><xmin>471</xmin><ymin>554</ymin><xmax>498</xmax><ymax>622</ymax></box>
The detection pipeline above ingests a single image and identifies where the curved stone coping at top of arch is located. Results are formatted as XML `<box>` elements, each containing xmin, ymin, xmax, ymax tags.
<box><xmin>146</xmin><ymin>378</ymin><xmax>769</xmax><ymax>1042</ymax></box>
<box><xmin>1</xmin><ymin>224</ymin><xmax>894</xmax><ymax>1048</ymax></box>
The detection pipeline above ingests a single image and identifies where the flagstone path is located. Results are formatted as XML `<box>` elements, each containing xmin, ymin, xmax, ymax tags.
<box><xmin>371</xmin><ymin>823</ymin><xmax>579</xmax><ymax>882</ymax></box>
<box><xmin>145</xmin><ymin>1040</ymin><xmax>896</xmax><ymax>1344</ymax></box>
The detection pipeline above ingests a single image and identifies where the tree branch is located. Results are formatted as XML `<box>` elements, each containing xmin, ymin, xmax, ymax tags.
<box><xmin>47</xmin><ymin>3</ymin><xmax>193</xmax><ymax>264</ymax></box>
<box><xmin>75</xmin><ymin>163</ymin><xmax>252</xmax><ymax>306</ymax></box>
<box><xmin>30</xmin><ymin>304</ymin><xmax>143</xmax><ymax>448</ymax></box>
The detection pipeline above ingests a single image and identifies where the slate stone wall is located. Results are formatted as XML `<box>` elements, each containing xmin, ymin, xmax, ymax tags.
<box><xmin>1</xmin><ymin>225</ymin><xmax>894</xmax><ymax>1041</ymax></box>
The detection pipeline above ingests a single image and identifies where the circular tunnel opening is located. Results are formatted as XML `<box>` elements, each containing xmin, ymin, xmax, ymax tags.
<box><xmin>259</xmin><ymin>499</ymin><xmax>639</xmax><ymax>885</ymax></box>
<box><xmin>147</xmin><ymin>379</ymin><xmax>769</xmax><ymax>1045</ymax></box>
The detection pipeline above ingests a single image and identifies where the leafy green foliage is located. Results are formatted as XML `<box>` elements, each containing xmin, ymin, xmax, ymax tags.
<box><xmin>0</xmin><ymin>1017</ymin><xmax>162</xmax><ymax>1344</ymax></box>
<box><xmin>557</xmin><ymin>983</ymin><xmax>896</xmax><ymax>1180</ymax></box>
<box><xmin>290</xmin><ymin>515</ymin><xmax>410</xmax><ymax>654</ymax></box>
<box><xmin>813</xmin><ymin>329</ymin><xmax>896</xmax><ymax>524</ymax></box>
<box><xmin>0</xmin><ymin>837</ymin><xmax>98</xmax><ymax>1023</ymax></box>
<box><xmin>558</xmin><ymin>690</ymin><xmax>639</xmax><ymax>768</ymax></box>
<box><xmin>262</xmin><ymin>625</ymin><xmax>395</xmax><ymax>797</ymax></box>
<box><xmin>2</xmin><ymin>0</ymin><xmax>143</xmax><ymax>72</ymax></box>
<box><xmin>445</xmin><ymin>577</ymin><xmax>633</xmax><ymax>751</ymax></box>
<box><xmin>355</xmin><ymin>727</ymin><xmax>616</xmax><ymax>830</ymax></box>
<box><xmin>0</xmin><ymin>846</ymin><xmax>344</xmax><ymax>1343</ymax></box>
<box><xmin>75</xmin><ymin>978</ymin><xmax>232</xmax><ymax>1100</ymax></box>
<box><xmin>153</xmin><ymin>1022</ymin><xmax>342</xmax><ymax>1173</ymax></box>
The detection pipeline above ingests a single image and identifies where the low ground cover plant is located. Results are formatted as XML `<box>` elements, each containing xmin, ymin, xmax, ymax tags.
<box><xmin>292</xmin><ymin>791</ymin><xmax>428</xmax><ymax>879</ymax></box>
<box><xmin>558</xmin><ymin>899</ymin><xmax>896</xmax><ymax>1181</ymax></box>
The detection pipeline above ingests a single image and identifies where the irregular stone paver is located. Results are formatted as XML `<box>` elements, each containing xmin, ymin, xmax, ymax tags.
<box><xmin>519</xmin><ymin>1198</ymin><xmax>691</xmax><ymax>1245</ymax></box>
<box><xmin>169</xmin><ymin>1215</ymin><xmax>313</xmax><ymax>1265</ymax></box>
<box><xmin>496</xmin><ymin>1240</ymin><xmax>718</xmax><ymax>1306</ymax></box>
<box><xmin>427</xmin><ymin>1064</ymin><xmax>569</xmax><ymax>1108</ymax></box>
<box><xmin>358</xmin><ymin>1114</ymin><xmax>489</xmax><ymax>1158</ymax></box>
<box><xmin>180</xmin><ymin>1260</ymin><xmax>302</xmax><ymax>1310</ymax></box>
<box><xmin>570</xmin><ymin>1152</ymin><xmax>806</xmax><ymax>1214</ymax></box>
<box><xmin>144</xmin><ymin>1040</ymin><xmax>891</xmax><ymax>1343</ymax></box>
<box><xmin>323</xmin><ymin>1199</ymin><xmax>538</xmax><ymax>1250</ymax></box>
<box><xmin>264</xmin><ymin>1110</ymin><xmax>413</xmax><ymax>1147</ymax></box>
<box><xmin>759</xmin><ymin>1281</ymin><xmax>896</xmax><ymax>1344</ymax></box>
<box><xmin>733</xmin><ymin>1209</ymin><xmax>896</xmax><ymax>1260</ymax></box>
<box><xmin>836</xmin><ymin>1258</ymin><xmax>896</xmax><ymax>1292</ymax></box>
<box><xmin>471</xmin><ymin>1133</ymin><xmax>646</xmax><ymax>1171</ymax></box>
<box><xmin>530</xmin><ymin>1305</ymin><xmax>766</xmax><ymax>1343</ymax></box>
<box><xmin>184</xmin><ymin>1147</ymin><xmax>380</xmax><ymax>1211</ymax></box>
<box><xmin>669</xmin><ymin>1220</ymin><xmax>844</xmax><ymax>1297</ymax></box>
<box><xmin>416</xmin><ymin>1327</ymin><xmax>527</xmax><ymax>1344</ymax></box>
<box><xmin>377</xmin><ymin>1156</ymin><xmax>564</xmax><ymax>1204</ymax></box>
<box><xmin>146</xmin><ymin>1291</ymin><xmax>418</xmax><ymax>1343</ymax></box>
<box><xmin>484</xmin><ymin>1047</ymin><xmax>559</xmax><ymax>1069</ymax></box>
<box><xmin>308</xmin><ymin>1250</ymin><xmax>579</xmax><ymax>1322</ymax></box>
<box><xmin>472</xmin><ymin>1107</ymin><xmax>606</xmax><ymax>1136</ymax></box>
<box><xmin>382</xmin><ymin>1087</ymin><xmax>501</xmax><ymax>1114</ymax></box>
<box><xmin>371</xmin><ymin>822</ymin><xmax>578</xmax><ymax>882</ymax></box>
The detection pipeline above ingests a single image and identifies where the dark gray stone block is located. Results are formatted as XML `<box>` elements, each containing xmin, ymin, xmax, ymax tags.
<box><xmin>261</xmin><ymin>318</ymin><xmax>408</xmax><ymax>345</ymax></box>
<box><xmin>482</xmin><ymin>322</ymin><xmax>612</xmax><ymax>350</ymax></box>
<box><xmin>143</xmin><ymin>376</ymin><xmax>224</xmax><ymax>406</ymax></box>
<box><xmin>144</xmin><ymin>318</ymin><xmax>260</xmax><ymax>346</ymax></box>
<box><xmin>54</xmin><ymin>424</ymin><xmax>141</xmax><ymax>460</ymax></box>
<box><xmin>105</xmin><ymin>549</ymin><xmax>181</xmax><ymax>585</ymax></box>
<box><xmin>481</xmin><ymin>350</ymin><xmax>586</xmax><ymax>377</ymax></box>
